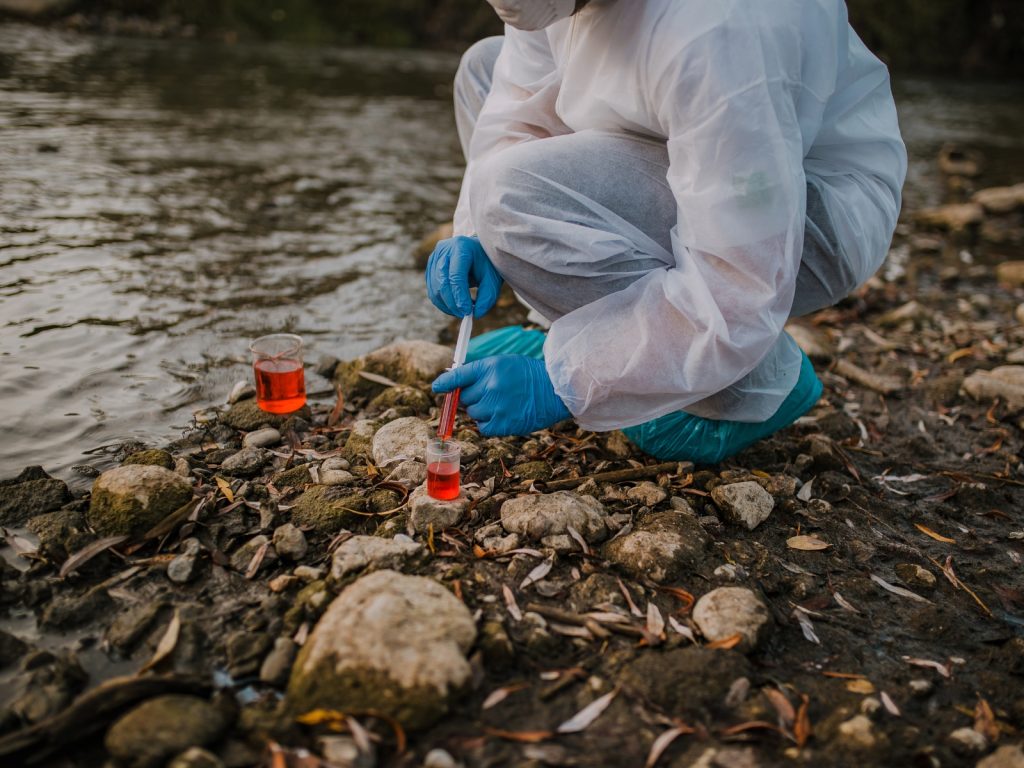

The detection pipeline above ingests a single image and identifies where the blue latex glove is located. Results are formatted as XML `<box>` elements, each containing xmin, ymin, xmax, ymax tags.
<box><xmin>426</xmin><ymin>235</ymin><xmax>502</xmax><ymax>318</ymax></box>
<box><xmin>432</xmin><ymin>355</ymin><xmax>571</xmax><ymax>437</ymax></box>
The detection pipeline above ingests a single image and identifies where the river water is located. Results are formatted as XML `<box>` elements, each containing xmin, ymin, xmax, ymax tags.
<box><xmin>2</xmin><ymin>23</ymin><xmax>1023</xmax><ymax>480</ymax></box>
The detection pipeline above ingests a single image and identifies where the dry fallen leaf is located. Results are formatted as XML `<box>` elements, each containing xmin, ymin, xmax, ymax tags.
<box><xmin>880</xmin><ymin>691</ymin><xmax>901</xmax><ymax>717</ymax></box>
<box><xmin>794</xmin><ymin>694</ymin><xmax>812</xmax><ymax>748</ymax></box>
<box><xmin>787</xmin><ymin>535</ymin><xmax>830</xmax><ymax>551</ymax></box>
<box><xmin>215</xmin><ymin>475</ymin><xmax>234</xmax><ymax>503</ymax></box>
<box><xmin>915</xmin><ymin>523</ymin><xmax>956</xmax><ymax>544</ymax></box>
<box><xmin>139</xmin><ymin>609</ymin><xmax>180</xmax><ymax>673</ymax></box>
<box><xmin>763</xmin><ymin>688</ymin><xmax>796</xmax><ymax>728</ymax></box>
<box><xmin>871</xmin><ymin>574</ymin><xmax>932</xmax><ymax>604</ymax></box>
<box><xmin>59</xmin><ymin>535</ymin><xmax>128</xmax><ymax>579</ymax></box>
<box><xmin>557</xmin><ymin>689</ymin><xmax>617</xmax><ymax>733</ymax></box>
<box><xmin>482</xmin><ymin>727</ymin><xmax>553</xmax><ymax>743</ymax></box>
<box><xmin>974</xmin><ymin>697</ymin><xmax>999</xmax><ymax>742</ymax></box>
<box><xmin>644</xmin><ymin>725</ymin><xmax>694</xmax><ymax>768</ymax></box>
<box><xmin>846</xmin><ymin>679</ymin><xmax>876</xmax><ymax>694</ymax></box>
<box><xmin>520</xmin><ymin>557</ymin><xmax>554</xmax><ymax>590</ymax></box>
<box><xmin>706</xmin><ymin>633</ymin><xmax>743</xmax><ymax>650</ymax></box>
<box><xmin>502</xmin><ymin>585</ymin><xmax>522</xmax><ymax>622</ymax></box>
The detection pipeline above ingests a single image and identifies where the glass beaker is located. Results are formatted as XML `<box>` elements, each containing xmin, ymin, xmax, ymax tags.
<box><xmin>250</xmin><ymin>333</ymin><xmax>306</xmax><ymax>414</ymax></box>
<box><xmin>426</xmin><ymin>438</ymin><xmax>461</xmax><ymax>501</ymax></box>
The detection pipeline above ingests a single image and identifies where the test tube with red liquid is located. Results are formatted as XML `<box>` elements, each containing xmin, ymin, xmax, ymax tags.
<box><xmin>250</xmin><ymin>333</ymin><xmax>307</xmax><ymax>414</ymax></box>
<box><xmin>436</xmin><ymin>313</ymin><xmax>474</xmax><ymax>441</ymax></box>
<box><xmin>426</xmin><ymin>438</ymin><xmax>461</xmax><ymax>501</ymax></box>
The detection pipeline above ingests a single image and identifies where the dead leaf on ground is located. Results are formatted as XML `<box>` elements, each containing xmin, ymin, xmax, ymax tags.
<box><xmin>59</xmin><ymin>535</ymin><xmax>128</xmax><ymax>579</ymax></box>
<box><xmin>975</xmin><ymin>697</ymin><xmax>999</xmax><ymax>742</ymax></box>
<box><xmin>557</xmin><ymin>689</ymin><xmax>617</xmax><ymax>733</ymax></box>
<box><xmin>139</xmin><ymin>609</ymin><xmax>180</xmax><ymax>673</ymax></box>
<box><xmin>763</xmin><ymin>688</ymin><xmax>795</xmax><ymax>728</ymax></box>
<box><xmin>880</xmin><ymin>691</ymin><xmax>901</xmax><ymax>717</ymax></box>
<box><xmin>794</xmin><ymin>694</ymin><xmax>812</xmax><ymax>748</ymax></box>
<box><xmin>520</xmin><ymin>557</ymin><xmax>553</xmax><ymax>590</ymax></box>
<box><xmin>870</xmin><ymin>574</ymin><xmax>932</xmax><ymax>603</ymax></box>
<box><xmin>846</xmin><ymin>679</ymin><xmax>876</xmax><ymax>695</ymax></box>
<box><xmin>215</xmin><ymin>476</ymin><xmax>234</xmax><ymax>503</ymax></box>
<box><xmin>706</xmin><ymin>633</ymin><xmax>743</xmax><ymax>650</ymax></box>
<box><xmin>915</xmin><ymin>523</ymin><xmax>956</xmax><ymax>544</ymax></box>
<box><xmin>482</xmin><ymin>684</ymin><xmax>529</xmax><ymax>711</ymax></box>
<box><xmin>644</xmin><ymin>725</ymin><xmax>695</xmax><ymax>768</ymax></box>
<box><xmin>787</xmin><ymin>535</ymin><xmax>830</xmax><ymax>551</ymax></box>
<box><xmin>481</xmin><ymin>727</ymin><xmax>553</xmax><ymax>743</ymax></box>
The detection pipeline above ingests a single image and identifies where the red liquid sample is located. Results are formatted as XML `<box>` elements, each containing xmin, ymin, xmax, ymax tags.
<box><xmin>427</xmin><ymin>461</ymin><xmax>460</xmax><ymax>500</ymax></box>
<box><xmin>254</xmin><ymin>358</ymin><xmax>306</xmax><ymax>414</ymax></box>
<box><xmin>437</xmin><ymin>388</ymin><xmax>461</xmax><ymax>440</ymax></box>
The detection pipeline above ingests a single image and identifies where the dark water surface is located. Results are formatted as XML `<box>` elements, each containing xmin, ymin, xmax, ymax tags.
<box><xmin>2</xmin><ymin>23</ymin><xmax>1023</xmax><ymax>479</ymax></box>
<box><xmin>0</xmin><ymin>23</ymin><xmax>463</xmax><ymax>479</ymax></box>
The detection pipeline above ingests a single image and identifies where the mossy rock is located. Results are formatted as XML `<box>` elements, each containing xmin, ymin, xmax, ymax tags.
<box><xmin>373</xmin><ymin>513</ymin><xmax>408</xmax><ymax>538</ymax></box>
<box><xmin>0</xmin><ymin>466</ymin><xmax>72</xmax><ymax>526</ymax></box>
<box><xmin>367</xmin><ymin>488</ymin><xmax>403</xmax><ymax>514</ymax></box>
<box><xmin>334</xmin><ymin>340</ymin><xmax>451</xmax><ymax>402</ymax></box>
<box><xmin>222</xmin><ymin>399</ymin><xmax>312</xmax><ymax>432</ymax></box>
<box><xmin>272</xmin><ymin>463</ymin><xmax>313</xmax><ymax>488</ymax></box>
<box><xmin>26</xmin><ymin>508</ymin><xmax>94</xmax><ymax>561</ymax></box>
<box><xmin>512</xmin><ymin>461</ymin><xmax>553</xmax><ymax>482</ymax></box>
<box><xmin>87</xmin><ymin>465</ymin><xmax>193</xmax><ymax>538</ymax></box>
<box><xmin>122</xmin><ymin>450</ymin><xmax>174</xmax><ymax>470</ymax></box>
<box><xmin>340</xmin><ymin>420</ymin><xmax>377</xmax><ymax>461</ymax></box>
<box><xmin>368</xmin><ymin>385</ymin><xmax>433</xmax><ymax>413</ymax></box>
<box><xmin>289</xmin><ymin>486</ymin><xmax>366</xmax><ymax>534</ymax></box>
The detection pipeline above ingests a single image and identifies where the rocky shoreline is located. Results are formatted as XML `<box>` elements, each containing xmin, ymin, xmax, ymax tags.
<box><xmin>2</xmin><ymin>165</ymin><xmax>1024</xmax><ymax>767</ymax></box>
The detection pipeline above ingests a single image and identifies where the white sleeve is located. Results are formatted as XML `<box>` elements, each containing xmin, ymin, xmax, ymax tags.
<box><xmin>453</xmin><ymin>27</ymin><xmax>569</xmax><ymax>236</ymax></box>
<box><xmin>544</xmin><ymin>15</ymin><xmax>815</xmax><ymax>431</ymax></box>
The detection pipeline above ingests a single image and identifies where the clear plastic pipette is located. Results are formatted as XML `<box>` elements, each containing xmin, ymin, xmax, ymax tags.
<box><xmin>437</xmin><ymin>312</ymin><xmax>473</xmax><ymax>440</ymax></box>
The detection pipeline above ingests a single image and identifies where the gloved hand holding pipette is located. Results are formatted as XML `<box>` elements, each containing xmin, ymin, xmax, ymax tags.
<box><xmin>433</xmin><ymin>355</ymin><xmax>570</xmax><ymax>437</ymax></box>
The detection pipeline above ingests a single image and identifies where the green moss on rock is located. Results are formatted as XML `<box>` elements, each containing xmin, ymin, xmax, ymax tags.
<box><xmin>222</xmin><ymin>399</ymin><xmax>312</xmax><ymax>431</ymax></box>
<box><xmin>27</xmin><ymin>508</ymin><xmax>93</xmax><ymax>561</ymax></box>
<box><xmin>513</xmin><ymin>461</ymin><xmax>553</xmax><ymax>482</ymax></box>
<box><xmin>272</xmin><ymin>463</ymin><xmax>313</xmax><ymax>488</ymax></box>
<box><xmin>0</xmin><ymin>466</ymin><xmax>72</xmax><ymax>526</ymax></box>
<box><xmin>87</xmin><ymin>465</ymin><xmax>193</xmax><ymax>538</ymax></box>
<box><xmin>368</xmin><ymin>385</ymin><xmax>433</xmax><ymax>413</ymax></box>
<box><xmin>123</xmin><ymin>449</ymin><xmax>174</xmax><ymax>470</ymax></box>
<box><xmin>286</xmin><ymin>655</ymin><xmax>449</xmax><ymax>730</ymax></box>
<box><xmin>368</xmin><ymin>489</ymin><xmax>402</xmax><ymax>514</ymax></box>
<box><xmin>290</xmin><ymin>486</ymin><xmax>365</xmax><ymax>534</ymax></box>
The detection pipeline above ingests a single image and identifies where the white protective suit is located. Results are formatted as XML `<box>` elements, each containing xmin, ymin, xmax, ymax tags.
<box><xmin>453</xmin><ymin>0</ymin><xmax>907</xmax><ymax>432</ymax></box>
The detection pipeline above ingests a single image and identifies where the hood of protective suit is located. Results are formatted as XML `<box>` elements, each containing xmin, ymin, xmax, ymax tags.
<box><xmin>485</xmin><ymin>0</ymin><xmax>576</xmax><ymax>31</ymax></box>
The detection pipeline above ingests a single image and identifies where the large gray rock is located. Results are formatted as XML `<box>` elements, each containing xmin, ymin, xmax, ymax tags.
<box><xmin>329</xmin><ymin>535</ymin><xmax>424</xmax><ymax>583</ymax></box>
<box><xmin>603</xmin><ymin>511</ymin><xmax>709</xmax><ymax>583</ymax></box>
<box><xmin>105</xmin><ymin>695</ymin><xmax>232</xmax><ymax>768</ymax></box>
<box><xmin>286</xmin><ymin>570</ymin><xmax>476</xmax><ymax>729</ymax></box>
<box><xmin>0</xmin><ymin>466</ymin><xmax>71</xmax><ymax>526</ymax></box>
<box><xmin>500</xmin><ymin>492</ymin><xmax>608</xmax><ymax>543</ymax></box>
<box><xmin>692</xmin><ymin>587</ymin><xmax>771</xmax><ymax>653</ymax></box>
<box><xmin>409</xmin><ymin>485</ymin><xmax>467</xmax><ymax>534</ymax></box>
<box><xmin>711</xmin><ymin>481</ymin><xmax>775</xmax><ymax>531</ymax></box>
<box><xmin>385</xmin><ymin>459</ymin><xmax>428</xmax><ymax>490</ymax></box>
<box><xmin>87</xmin><ymin>465</ymin><xmax>192</xmax><ymax>538</ymax></box>
<box><xmin>372</xmin><ymin>417</ymin><xmax>433</xmax><ymax>467</ymax></box>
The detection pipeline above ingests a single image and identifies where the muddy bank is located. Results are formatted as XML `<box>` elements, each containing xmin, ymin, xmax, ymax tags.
<box><xmin>2</xmin><ymin>162</ymin><xmax>1024</xmax><ymax>767</ymax></box>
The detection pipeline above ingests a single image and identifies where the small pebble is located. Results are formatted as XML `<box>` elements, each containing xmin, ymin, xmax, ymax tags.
<box><xmin>243</xmin><ymin>428</ymin><xmax>281</xmax><ymax>448</ymax></box>
<box><xmin>947</xmin><ymin>727</ymin><xmax>987</xmax><ymax>755</ymax></box>
<box><xmin>167</xmin><ymin>553</ymin><xmax>197</xmax><ymax>584</ymax></box>
<box><xmin>293</xmin><ymin>565</ymin><xmax>324</xmax><ymax>582</ymax></box>
<box><xmin>322</xmin><ymin>456</ymin><xmax>351</xmax><ymax>471</ymax></box>
<box><xmin>908</xmin><ymin>678</ymin><xmax>933</xmax><ymax>696</ymax></box>
<box><xmin>269</xmin><ymin>574</ymin><xmax>298</xmax><ymax>592</ymax></box>
<box><xmin>273</xmin><ymin>524</ymin><xmax>308</xmax><ymax>561</ymax></box>
<box><xmin>259</xmin><ymin>637</ymin><xmax>297</xmax><ymax>687</ymax></box>
<box><xmin>320</xmin><ymin>469</ymin><xmax>356</xmax><ymax>486</ymax></box>
<box><xmin>423</xmin><ymin>748</ymin><xmax>458</xmax><ymax>768</ymax></box>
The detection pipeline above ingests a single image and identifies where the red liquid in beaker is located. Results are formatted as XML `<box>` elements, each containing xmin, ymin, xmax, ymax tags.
<box><xmin>254</xmin><ymin>358</ymin><xmax>306</xmax><ymax>414</ymax></box>
<box><xmin>427</xmin><ymin>462</ymin><xmax>460</xmax><ymax>500</ymax></box>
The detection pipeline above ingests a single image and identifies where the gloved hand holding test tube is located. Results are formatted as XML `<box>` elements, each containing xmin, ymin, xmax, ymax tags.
<box><xmin>437</xmin><ymin>311</ymin><xmax>473</xmax><ymax>441</ymax></box>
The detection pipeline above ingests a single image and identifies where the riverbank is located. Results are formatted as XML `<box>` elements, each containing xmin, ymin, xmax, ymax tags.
<box><xmin>2</xmin><ymin>160</ymin><xmax>1024</xmax><ymax>765</ymax></box>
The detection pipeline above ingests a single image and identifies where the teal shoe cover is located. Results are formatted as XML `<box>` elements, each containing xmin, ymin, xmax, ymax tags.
<box><xmin>622</xmin><ymin>352</ymin><xmax>823</xmax><ymax>464</ymax></box>
<box><xmin>466</xmin><ymin>325</ymin><xmax>547</xmax><ymax>362</ymax></box>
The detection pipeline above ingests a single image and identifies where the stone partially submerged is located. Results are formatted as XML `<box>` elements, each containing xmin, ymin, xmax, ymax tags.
<box><xmin>87</xmin><ymin>465</ymin><xmax>193</xmax><ymax>538</ymax></box>
<box><xmin>286</xmin><ymin>570</ymin><xmax>476</xmax><ymax>729</ymax></box>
